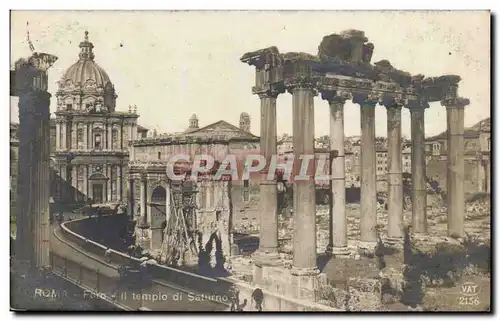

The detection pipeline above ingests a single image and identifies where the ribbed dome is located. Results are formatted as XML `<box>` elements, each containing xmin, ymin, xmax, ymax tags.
<box><xmin>59</xmin><ymin>31</ymin><xmax>113</xmax><ymax>89</ymax></box>
<box><xmin>62</xmin><ymin>59</ymin><xmax>111</xmax><ymax>88</ymax></box>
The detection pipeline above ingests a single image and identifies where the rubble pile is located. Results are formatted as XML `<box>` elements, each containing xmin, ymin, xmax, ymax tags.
<box><xmin>233</xmin><ymin>219</ymin><xmax>259</xmax><ymax>235</ymax></box>
<box><xmin>465</xmin><ymin>198</ymin><xmax>490</xmax><ymax>220</ymax></box>
<box><xmin>345</xmin><ymin>277</ymin><xmax>382</xmax><ymax>311</ymax></box>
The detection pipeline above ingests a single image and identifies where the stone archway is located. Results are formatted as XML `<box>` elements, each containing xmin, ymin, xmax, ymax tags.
<box><xmin>89</xmin><ymin>172</ymin><xmax>109</xmax><ymax>204</ymax></box>
<box><xmin>149</xmin><ymin>186</ymin><xmax>167</xmax><ymax>225</ymax></box>
<box><xmin>149</xmin><ymin>185</ymin><xmax>167</xmax><ymax>248</ymax></box>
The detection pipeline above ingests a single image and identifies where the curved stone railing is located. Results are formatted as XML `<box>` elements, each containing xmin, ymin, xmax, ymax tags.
<box><xmin>59</xmin><ymin>215</ymin><xmax>339</xmax><ymax>311</ymax></box>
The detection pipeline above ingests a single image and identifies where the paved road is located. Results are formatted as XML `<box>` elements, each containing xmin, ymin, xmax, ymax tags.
<box><xmin>50</xmin><ymin>223</ymin><xmax>229</xmax><ymax>311</ymax></box>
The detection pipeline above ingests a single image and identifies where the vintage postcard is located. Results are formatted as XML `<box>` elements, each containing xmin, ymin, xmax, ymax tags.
<box><xmin>9</xmin><ymin>10</ymin><xmax>491</xmax><ymax>312</ymax></box>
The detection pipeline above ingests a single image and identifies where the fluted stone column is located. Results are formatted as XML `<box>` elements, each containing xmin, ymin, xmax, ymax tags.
<box><xmin>140</xmin><ymin>178</ymin><xmax>147</xmax><ymax>223</ymax></box>
<box><xmin>36</xmin><ymin>97</ymin><xmax>51</xmax><ymax>268</ymax></box>
<box><xmin>358</xmin><ymin>98</ymin><xmax>378</xmax><ymax>244</ymax></box>
<box><xmin>487</xmin><ymin>161</ymin><xmax>491</xmax><ymax>193</ymax></box>
<box><xmin>108</xmin><ymin>124</ymin><xmax>113</xmax><ymax>150</ymax></box>
<box><xmin>117</xmin><ymin>166</ymin><xmax>122</xmax><ymax>201</ymax></box>
<box><xmin>71</xmin><ymin>165</ymin><xmax>78</xmax><ymax>202</ymax></box>
<box><xmin>14</xmin><ymin>52</ymin><xmax>57</xmax><ymax>270</ymax></box>
<box><xmin>55</xmin><ymin>121</ymin><xmax>61</xmax><ymax>150</ymax></box>
<box><xmin>257</xmin><ymin>90</ymin><xmax>279</xmax><ymax>258</ymax></box>
<box><xmin>386</xmin><ymin>104</ymin><xmax>404</xmax><ymax>239</ymax></box>
<box><xmin>107</xmin><ymin>165</ymin><xmax>112</xmax><ymax>201</ymax></box>
<box><xmin>128</xmin><ymin>178</ymin><xmax>135</xmax><ymax>217</ymax></box>
<box><xmin>17</xmin><ymin>93</ymin><xmax>38</xmax><ymax>264</ymax></box>
<box><xmin>118</xmin><ymin>125</ymin><xmax>123</xmax><ymax>150</ymax></box>
<box><xmin>442</xmin><ymin>98</ymin><xmax>469</xmax><ymax>237</ymax></box>
<box><xmin>71</xmin><ymin>122</ymin><xmax>77</xmax><ymax>149</ymax></box>
<box><xmin>83</xmin><ymin>165</ymin><xmax>88</xmax><ymax>199</ymax></box>
<box><xmin>321</xmin><ymin>92</ymin><xmax>348</xmax><ymax>254</ymax></box>
<box><xmin>288</xmin><ymin>81</ymin><xmax>317</xmax><ymax>271</ymax></box>
<box><xmin>410</xmin><ymin>106</ymin><xmax>428</xmax><ymax>234</ymax></box>
<box><xmin>83</xmin><ymin>122</ymin><xmax>88</xmax><ymax>150</ymax></box>
<box><xmin>62</xmin><ymin>122</ymin><xmax>68</xmax><ymax>150</ymax></box>
<box><xmin>88</xmin><ymin>123</ymin><xmax>93</xmax><ymax>149</ymax></box>
<box><xmin>165</xmin><ymin>183</ymin><xmax>171</xmax><ymax>225</ymax></box>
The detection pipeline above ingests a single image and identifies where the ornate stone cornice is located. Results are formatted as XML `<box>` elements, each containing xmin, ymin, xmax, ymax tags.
<box><xmin>441</xmin><ymin>97</ymin><xmax>470</xmax><ymax>109</ymax></box>
<box><xmin>284</xmin><ymin>76</ymin><xmax>318</xmax><ymax>94</ymax></box>
<box><xmin>241</xmin><ymin>30</ymin><xmax>467</xmax><ymax>106</ymax></box>
<box><xmin>240</xmin><ymin>46</ymin><xmax>283</xmax><ymax>70</ymax></box>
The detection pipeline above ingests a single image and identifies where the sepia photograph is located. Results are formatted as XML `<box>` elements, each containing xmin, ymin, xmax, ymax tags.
<box><xmin>8</xmin><ymin>9</ymin><xmax>491</xmax><ymax>312</ymax></box>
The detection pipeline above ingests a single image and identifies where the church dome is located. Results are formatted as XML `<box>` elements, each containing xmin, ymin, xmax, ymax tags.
<box><xmin>59</xmin><ymin>31</ymin><xmax>112</xmax><ymax>89</ymax></box>
<box><xmin>56</xmin><ymin>31</ymin><xmax>117</xmax><ymax>112</ymax></box>
<box><xmin>190</xmin><ymin>113</ymin><xmax>198</xmax><ymax>120</ymax></box>
<box><xmin>62</xmin><ymin>59</ymin><xmax>111</xmax><ymax>88</ymax></box>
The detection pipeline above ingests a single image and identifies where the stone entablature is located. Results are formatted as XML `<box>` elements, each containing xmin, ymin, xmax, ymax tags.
<box><xmin>132</xmin><ymin>135</ymin><xmax>260</xmax><ymax>147</ymax></box>
<box><xmin>241</xmin><ymin>30</ymin><xmax>467</xmax><ymax>109</ymax></box>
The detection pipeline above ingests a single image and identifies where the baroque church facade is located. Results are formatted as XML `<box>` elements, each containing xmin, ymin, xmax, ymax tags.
<box><xmin>51</xmin><ymin>31</ymin><xmax>148</xmax><ymax>204</ymax></box>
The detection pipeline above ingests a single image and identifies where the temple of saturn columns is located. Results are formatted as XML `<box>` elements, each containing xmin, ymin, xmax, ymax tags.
<box><xmin>241</xmin><ymin>29</ymin><xmax>470</xmax><ymax>275</ymax></box>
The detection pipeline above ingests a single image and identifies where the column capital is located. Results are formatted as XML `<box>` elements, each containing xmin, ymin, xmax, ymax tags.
<box><xmin>256</xmin><ymin>88</ymin><xmax>283</xmax><ymax>99</ymax></box>
<box><xmin>320</xmin><ymin>90</ymin><xmax>350</xmax><ymax>105</ymax></box>
<box><xmin>352</xmin><ymin>92</ymin><xmax>378</xmax><ymax>107</ymax></box>
<box><xmin>382</xmin><ymin>96</ymin><xmax>406</xmax><ymax>109</ymax></box>
<box><xmin>441</xmin><ymin>97</ymin><xmax>470</xmax><ymax>109</ymax></box>
<box><xmin>407</xmin><ymin>100</ymin><xmax>429</xmax><ymax>112</ymax></box>
<box><xmin>285</xmin><ymin>77</ymin><xmax>318</xmax><ymax>95</ymax></box>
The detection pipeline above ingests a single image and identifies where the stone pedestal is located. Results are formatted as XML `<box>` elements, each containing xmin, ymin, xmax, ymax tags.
<box><xmin>150</xmin><ymin>227</ymin><xmax>163</xmax><ymax>249</ymax></box>
<box><xmin>253</xmin><ymin>264</ymin><xmax>326</xmax><ymax>301</ymax></box>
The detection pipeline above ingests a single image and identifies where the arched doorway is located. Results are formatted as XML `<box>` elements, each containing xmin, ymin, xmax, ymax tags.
<box><xmin>89</xmin><ymin>172</ymin><xmax>108</xmax><ymax>204</ymax></box>
<box><xmin>149</xmin><ymin>186</ymin><xmax>167</xmax><ymax>227</ymax></box>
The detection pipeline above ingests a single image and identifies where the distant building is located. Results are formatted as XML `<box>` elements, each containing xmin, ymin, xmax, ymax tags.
<box><xmin>425</xmin><ymin>117</ymin><xmax>491</xmax><ymax>194</ymax></box>
<box><xmin>50</xmin><ymin>31</ymin><xmax>148</xmax><ymax>204</ymax></box>
<box><xmin>128</xmin><ymin>112</ymin><xmax>261</xmax><ymax>249</ymax></box>
<box><xmin>402</xmin><ymin>147</ymin><xmax>412</xmax><ymax>174</ymax></box>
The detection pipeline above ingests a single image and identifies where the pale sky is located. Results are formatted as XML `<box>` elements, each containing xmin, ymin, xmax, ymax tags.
<box><xmin>10</xmin><ymin>11</ymin><xmax>490</xmax><ymax>137</ymax></box>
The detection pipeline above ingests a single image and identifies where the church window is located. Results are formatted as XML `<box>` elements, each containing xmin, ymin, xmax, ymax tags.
<box><xmin>66</xmin><ymin>104</ymin><xmax>73</xmax><ymax>110</ymax></box>
<box><xmin>158</xmin><ymin>152</ymin><xmax>161</xmax><ymax>160</ymax></box>
<box><xmin>77</xmin><ymin>128</ymin><xmax>84</xmax><ymax>149</ymax></box>
<box><xmin>94</xmin><ymin>134</ymin><xmax>102</xmax><ymax>149</ymax></box>
<box><xmin>112</xmin><ymin>128</ymin><xmax>119</xmax><ymax>150</ymax></box>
